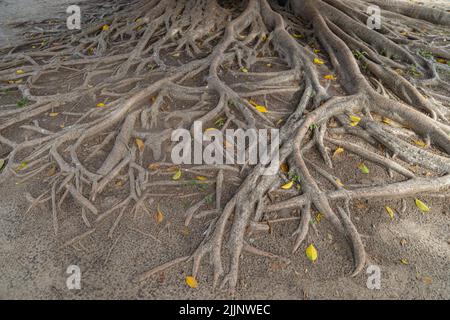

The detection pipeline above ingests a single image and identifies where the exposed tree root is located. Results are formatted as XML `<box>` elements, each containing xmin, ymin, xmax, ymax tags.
<box><xmin>1</xmin><ymin>0</ymin><xmax>449</xmax><ymax>295</ymax></box>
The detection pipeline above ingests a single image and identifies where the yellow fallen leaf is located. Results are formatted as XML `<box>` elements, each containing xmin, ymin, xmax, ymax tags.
<box><xmin>172</xmin><ymin>52</ymin><xmax>180</xmax><ymax>57</ymax></box>
<box><xmin>315</xmin><ymin>213</ymin><xmax>323</xmax><ymax>223</ymax></box>
<box><xmin>314</xmin><ymin>49</ymin><xmax>321</xmax><ymax>53</ymax></box>
<box><xmin>292</xmin><ymin>33</ymin><xmax>303</xmax><ymax>38</ymax></box>
<box><xmin>335</xmin><ymin>178</ymin><xmax>344</xmax><ymax>187</ymax></box>
<box><xmin>0</xmin><ymin>159</ymin><xmax>5</xmax><ymax>171</ymax></box>
<box><xmin>156</xmin><ymin>205</ymin><xmax>164</xmax><ymax>223</ymax></box>
<box><xmin>349</xmin><ymin>115</ymin><xmax>361</xmax><ymax>122</ymax></box>
<box><xmin>266</xmin><ymin>63</ymin><xmax>272</xmax><ymax>68</ymax></box>
<box><xmin>172</xmin><ymin>169</ymin><xmax>182</xmax><ymax>180</ymax></box>
<box><xmin>248</xmin><ymin>99</ymin><xmax>258</xmax><ymax>107</ymax></box>
<box><xmin>204</xmin><ymin>128</ymin><xmax>217</xmax><ymax>133</ymax></box>
<box><xmin>16</xmin><ymin>161</ymin><xmax>28</xmax><ymax>171</ymax></box>
<box><xmin>261</xmin><ymin>34</ymin><xmax>267</xmax><ymax>42</ymax></box>
<box><xmin>333</xmin><ymin>147</ymin><xmax>344</xmax><ymax>157</ymax></box>
<box><xmin>49</xmin><ymin>112</ymin><xmax>59</xmax><ymax>117</ymax></box>
<box><xmin>358</xmin><ymin>162</ymin><xmax>370</xmax><ymax>174</ymax></box>
<box><xmin>16</xmin><ymin>69</ymin><xmax>25</xmax><ymax>74</ymax></box>
<box><xmin>349</xmin><ymin>115</ymin><xmax>361</xmax><ymax>127</ymax></box>
<box><xmin>385</xmin><ymin>206</ymin><xmax>395</xmax><ymax>219</ymax></box>
<box><xmin>255</xmin><ymin>105</ymin><xmax>268</xmax><ymax>113</ymax></box>
<box><xmin>305</xmin><ymin>243</ymin><xmax>318</xmax><ymax>262</ymax></box>
<box><xmin>313</xmin><ymin>58</ymin><xmax>325</xmax><ymax>65</ymax></box>
<box><xmin>436</xmin><ymin>58</ymin><xmax>447</xmax><ymax>64</ymax></box>
<box><xmin>382</xmin><ymin>117</ymin><xmax>392</xmax><ymax>125</ymax></box>
<box><xmin>102</xmin><ymin>25</ymin><xmax>110</xmax><ymax>31</ymax></box>
<box><xmin>281</xmin><ymin>181</ymin><xmax>294</xmax><ymax>190</ymax></box>
<box><xmin>415</xmin><ymin>198</ymin><xmax>430</xmax><ymax>213</ymax></box>
<box><xmin>96</xmin><ymin>102</ymin><xmax>106</xmax><ymax>108</ymax></box>
<box><xmin>280</xmin><ymin>163</ymin><xmax>289</xmax><ymax>173</ymax></box>
<box><xmin>185</xmin><ymin>276</ymin><xmax>198</xmax><ymax>288</ymax></box>
<box><xmin>135</xmin><ymin>138</ymin><xmax>145</xmax><ymax>152</ymax></box>
<box><xmin>413</xmin><ymin>139</ymin><xmax>426</xmax><ymax>147</ymax></box>
<box><xmin>400</xmin><ymin>258</ymin><xmax>409</xmax><ymax>265</ymax></box>
<box><xmin>240</xmin><ymin>67</ymin><xmax>249</xmax><ymax>73</ymax></box>
<box><xmin>196</xmin><ymin>176</ymin><xmax>207</xmax><ymax>181</ymax></box>
<box><xmin>324</xmin><ymin>75</ymin><xmax>337</xmax><ymax>80</ymax></box>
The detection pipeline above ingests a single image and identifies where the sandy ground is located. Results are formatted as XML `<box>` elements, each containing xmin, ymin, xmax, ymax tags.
<box><xmin>0</xmin><ymin>0</ymin><xmax>449</xmax><ymax>300</ymax></box>
<box><xmin>1</xmin><ymin>175</ymin><xmax>449</xmax><ymax>299</ymax></box>
<box><xmin>0</xmin><ymin>0</ymin><xmax>90</xmax><ymax>46</ymax></box>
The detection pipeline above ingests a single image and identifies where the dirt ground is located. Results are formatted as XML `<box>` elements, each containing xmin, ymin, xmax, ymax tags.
<box><xmin>0</xmin><ymin>0</ymin><xmax>449</xmax><ymax>300</ymax></box>
<box><xmin>1</xmin><ymin>173</ymin><xmax>449</xmax><ymax>299</ymax></box>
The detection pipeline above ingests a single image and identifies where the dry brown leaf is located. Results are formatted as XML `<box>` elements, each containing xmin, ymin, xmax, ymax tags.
<box><xmin>280</xmin><ymin>163</ymin><xmax>289</xmax><ymax>173</ymax></box>
<box><xmin>156</xmin><ymin>205</ymin><xmax>164</xmax><ymax>223</ymax></box>
<box><xmin>47</xmin><ymin>166</ymin><xmax>57</xmax><ymax>177</ymax></box>
<box><xmin>135</xmin><ymin>138</ymin><xmax>145</xmax><ymax>152</ymax></box>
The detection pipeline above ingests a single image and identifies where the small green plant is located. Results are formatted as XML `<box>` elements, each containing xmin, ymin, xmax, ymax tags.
<box><xmin>288</xmin><ymin>170</ymin><xmax>301</xmax><ymax>183</ymax></box>
<box><xmin>352</xmin><ymin>50</ymin><xmax>367</xmax><ymax>60</ymax></box>
<box><xmin>407</xmin><ymin>65</ymin><xmax>421</xmax><ymax>77</ymax></box>
<box><xmin>17</xmin><ymin>97</ymin><xmax>29</xmax><ymax>108</ymax></box>
<box><xmin>184</xmin><ymin>179</ymin><xmax>208</xmax><ymax>191</ymax></box>
<box><xmin>214</xmin><ymin>117</ymin><xmax>226</xmax><ymax>128</ymax></box>
<box><xmin>361</xmin><ymin>60</ymin><xmax>368</xmax><ymax>70</ymax></box>
<box><xmin>309</xmin><ymin>123</ymin><xmax>318</xmax><ymax>131</ymax></box>
<box><xmin>204</xmin><ymin>194</ymin><xmax>214</xmax><ymax>205</ymax></box>
<box><xmin>228</xmin><ymin>100</ymin><xmax>236</xmax><ymax>107</ymax></box>
<box><xmin>419</xmin><ymin>50</ymin><xmax>433</xmax><ymax>59</ymax></box>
